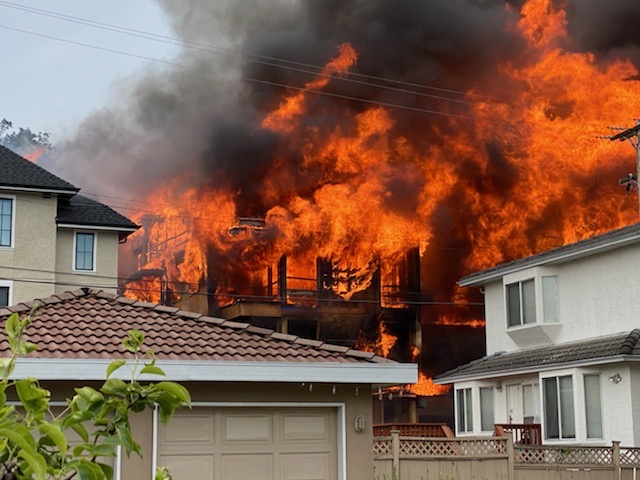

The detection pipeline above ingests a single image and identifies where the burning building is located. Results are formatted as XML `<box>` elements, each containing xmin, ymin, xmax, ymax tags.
<box><xmin>43</xmin><ymin>0</ymin><xmax>640</xmax><ymax>423</ymax></box>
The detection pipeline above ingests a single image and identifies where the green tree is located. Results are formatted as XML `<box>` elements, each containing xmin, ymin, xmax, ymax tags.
<box><xmin>0</xmin><ymin>119</ymin><xmax>52</xmax><ymax>155</ymax></box>
<box><xmin>0</xmin><ymin>306</ymin><xmax>190</xmax><ymax>480</ymax></box>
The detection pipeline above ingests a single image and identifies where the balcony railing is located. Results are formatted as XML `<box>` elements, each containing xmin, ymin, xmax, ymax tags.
<box><xmin>494</xmin><ymin>423</ymin><xmax>542</xmax><ymax>445</ymax></box>
<box><xmin>374</xmin><ymin>423</ymin><xmax>455</xmax><ymax>438</ymax></box>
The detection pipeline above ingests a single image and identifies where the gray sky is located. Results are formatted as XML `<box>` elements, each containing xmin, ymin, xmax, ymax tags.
<box><xmin>0</xmin><ymin>0</ymin><xmax>177</xmax><ymax>141</ymax></box>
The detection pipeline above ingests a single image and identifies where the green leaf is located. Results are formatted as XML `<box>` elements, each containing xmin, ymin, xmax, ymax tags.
<box><xmin>106</xmin><ymin>359</ymin><xmax>126</xmax><ymax>379</ymax></box>
<box><xmin>155</xmin><ymin>382</ymin><xmax>191</xmax><ymax>406</ymax></box>
<box><xmin>140</xmin><ymin>364</ymin><xmax>166</xmax><ymax>377</ymax></box>
<box><xmin>115</xmin><ymin>424</ymin><xmax>134</xmax><ymax>456</ymax></box>
<box><xmin>17</xmin><ymin>448</ymin><xmax>47</xmax><ymax>480</ymax></box>
<box><xmin>97</xmin><ymin>462</ymin><xmax>114</xmax><ymax>480</ymax></box>
<box><xmin>101</xmin><ymin>378</ymin><xmax>128</xmax><ymax>397</ymax></box>
<box><xmin>16</xmin><ymin>378</ymin><xmax>50</xmax><ymax>415</ymax></box>
<box><xmin>88</xmin><ymin>443</ymin><xmax>117</xmax><ymax>458</ymax></box>
<box><xmin>68</xmin><ymin>421</ymin><xmax>89</xmax><ymax>443</ymax></box>
<box><xmin>5</xmin><ymin>312</ymin><xmax>20</xmax><ymax>340</ymax></box>
<box><xmin>0</xmin><ymin>425</ymin><xmax>38</xmax><ymax>453</ymax></box>
<box><xmin>122</xmin><ymin>330</ymin><xmax>144</xmax><ymax>353</ymax></box>
<box><xmin>66</xmin><ymin>459</ymin><xmax>106</xmax><ymax>480</ymax></box>
<box><xmin>39</xmin><ymin>423</ymin><xmax>67</xmax><ymax>456</ymax></box>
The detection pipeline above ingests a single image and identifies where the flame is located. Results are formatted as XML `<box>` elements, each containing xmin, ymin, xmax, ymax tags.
<box><xmin>122</xmin><ymin>0</ymin><xmax>640</xmax><ymax>324</ymax></box>
<box><xmin>354</xmin><ymin>321</ymin><xmax>398</xmax><ymax>358</ymax></box>
<box><xmin>23</xmin><ymin>146</ymin><xmax>46</xmax><ymax>164</ymax></box>
<box><xmin>408</xmin><ymin>372</ymin><xmax>451</xmax><ymax>397</ymax></box>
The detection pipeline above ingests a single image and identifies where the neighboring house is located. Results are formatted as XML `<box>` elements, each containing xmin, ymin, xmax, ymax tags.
<box><xmin>0</xmin><ymin>288</ymin><xmax>417</xmax><ymax>480</ymax></box>
<box><xmin>436</xmin><ymin>222</ymin><xmax>640</xmax><ymax>446</ymax></box>
<box><xmin>0</xmin><ymin>145</ymin><xmax>138</xmax><ymax>305</ymax></box>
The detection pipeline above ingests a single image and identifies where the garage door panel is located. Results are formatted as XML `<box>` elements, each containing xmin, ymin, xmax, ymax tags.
<box><xmin>159</xmin><ymin>454</ymin><xmax>214</xmax><ymax>480</ymax></box>
<box><xmin>221</xmin><ymin>453</ymin><xmax>273</xmax><ymax>480</ymax></box>
<box><xmin>282</xmin><ymin>414</ymin><xmax>330</xmax><ymax>442</ymax></box>
<box><xmin>281</xmin><ymin>453</ymin><xmax>331</xmax><ymax>480</ymax></box>
<box><xmin>160</xmin><ymin>413</ymin><xmax>214</xmax><ymax>448</ymax></box>
<box><xmin>223</xmin><ymin>414</ymin><xmax>271</xmax><ymax>442</ymax></box>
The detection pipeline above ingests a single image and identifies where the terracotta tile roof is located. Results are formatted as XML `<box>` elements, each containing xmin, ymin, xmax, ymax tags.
<box><xmin>436</xmin><ymin>330</ymin><xmax>640</xmax><ymax>382</ymax></box>
<box><xmin>0</xmin><ymin>289</ymin><xmax>392</xmax><ymax>365</ymax></box>
<box><xmin>0</xmin><ymin>145</ymin><xmax>78</xmax><ymax>192</ymax></box>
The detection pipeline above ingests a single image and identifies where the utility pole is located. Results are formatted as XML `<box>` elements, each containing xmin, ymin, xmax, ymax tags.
<box><xmin>608</xmin><ymin>122</ymin><xmax>640</xmax><ymax>214</ymax></box>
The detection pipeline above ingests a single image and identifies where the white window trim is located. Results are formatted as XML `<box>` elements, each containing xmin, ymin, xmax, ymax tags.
<box><xmin>73</xmin><ymin>231</ymin><xmax>97</xmax><ymax>273</ymax></box>
<box><xmin>456</xmin><ymin>387</ymin><xmax>473</xmax><ymax>434</ymax></box>
<box><xmin>0</xmin><ymin>279</ymin><xmax>12</xmax><ymax>307</ymax></box>
<box><xmin>152</xmin><ymin>402</ymin><xmax>347</xmax><ymax>480</ymax></box>
<box><xmin>0</xmin><ymin>195</ymin><xmax>16</xmax><ymax>249</ymax></box>
<box><xmin>582</xmin><ymin>372</ymin><xmax>604</xmax><ymax>441</ymax></box>
<box><xmin>504</xmin><ymin>267</ymin><xmax>560</xmax><ymax>329</ymax></box>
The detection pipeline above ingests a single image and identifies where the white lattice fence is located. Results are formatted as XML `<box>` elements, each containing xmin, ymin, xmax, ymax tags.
<box><xmin>621</xmin><ymin>447</ymin><xmax>640</xmax><ymax>465</ymax></box>
<box><xmin>397</xmin><ymin>437</ymin><xmax>507</xmax><ymax>457</ymax></box>
<box><xmin>514</xmin><ymin>446</ymin><xmax>612</xmax><ymax>464</ymax></box>
<box><xmin>373</xmin><ymin>438</ymin><xmax>392</xmax><ymax>457</ymax></box>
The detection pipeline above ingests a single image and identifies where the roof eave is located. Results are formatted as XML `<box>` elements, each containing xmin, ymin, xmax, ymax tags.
<box><xmin>434</xmin><ymin>354</ymin><xmax>639</xmax><ymax>384</ymax></box>
<box><xmin>0</xmin><ymin>185</ymin><xmax>79</xmax><ymax>196</ymax></box>
<box><xmin>458</xmin><ymin>233</ymin><xmax>640</xmax><ymax>287</ymax></box>
<box><xmin>57</xmin><ymin>223</ymin><xmax>140</xmax><ymax>233</ymax></box>
<box><xmin>11</xmin><ymin>358</ymin><xmax>418</xmax><ymax>386</ymax></box>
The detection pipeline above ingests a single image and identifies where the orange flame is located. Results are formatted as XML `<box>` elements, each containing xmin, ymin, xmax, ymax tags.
<box><xmin>408</xmin><ymin>372</ymin><xmax>451</xmax><ymax>396</ymax></box>
<box><xmin>23</xmin><ymin>146</ymin><xmax>46</xmax><ymax>164</ymax></box>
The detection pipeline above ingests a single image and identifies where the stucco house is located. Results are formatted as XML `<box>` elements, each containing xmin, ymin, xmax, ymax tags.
<box><xmin>436</xmin><ymin>222</ymin><xmax>640</xmax><ymax>446</ymax></box>
<box><xmin>0</xmin><ymin>145</ymin><xmax>138</xmax><ymax>305</ymax></box>
<box><xmin>1</xmin><ymin>288</ymin><xmax>416</xmax><ymax>480</ymax></box>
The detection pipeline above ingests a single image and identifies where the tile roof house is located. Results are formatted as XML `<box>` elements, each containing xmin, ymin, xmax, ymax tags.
<box><xmin>0</xmin><ymin>145</ymin><xmax>138</xmax><ymax>305</ymax></box>
<box><xmin>2</xmin><ymin>288</ymin><xmax>417</xmax><ymax>480</ymax></box>
<box><xmin>436</xmin><ymin>222</ymin><xmax>640</xmax><ymax>446</ymax></box>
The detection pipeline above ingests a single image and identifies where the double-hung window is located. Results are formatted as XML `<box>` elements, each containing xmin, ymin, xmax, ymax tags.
<box><xmin>0</xmin><ymin>197</ymin><xmax>13</xmax><ymax>247</ymax></box>
<box><xmin>0</xmin><ymin>281</ymin><xmax>10</xmax><ymax>307</ymax></box>
<box><xmin>457</xmin><ymin>388</ymin><xmax>473</xmax><ymax>433</ymax></box>
<box><xmin>584</xmin><ymin>374</ymin><xmax>603</xmax><ymax>439</ymax></box>
<box><xmin>479</xmin><ymin>387</ymin><xmax>494</xmax><ymax>431</ymax></box>
<box><xmin>74</xmin><ymin>232</ymin><xmax>96</xmax><ymax>271</ymax></box>
<box><xmin>507</xmin><ymin>279</ymin><xmax>536</xmax><ymax>326</ymax></box>
<box><xmin>543</xmin><ymin>376</ymin><xmax>575</xmax><ymax>439</ymax></box>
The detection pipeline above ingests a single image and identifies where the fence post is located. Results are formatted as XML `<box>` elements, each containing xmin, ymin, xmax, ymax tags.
<box><xmin>612</xmin><ymin>441</ymin><xmax>620</xmax><ymax>480</ymax></box>
<box><xmin>391</xmin><ymin>430</ymin><xmax>400</xmax><ymax>479</ymax></box>
<box><xmin>506</xmin><ymin>435</ymin><xmax>515</xmax><ymax>480</ymax></box>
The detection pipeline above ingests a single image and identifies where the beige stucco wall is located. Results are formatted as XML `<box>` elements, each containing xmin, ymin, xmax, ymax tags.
<box><xmin>55</xmin><ymin>228</ymin><xmax>120</xmax><ymax>294</ymax></box>
<box><xmin>45</xmin><ymin>380</ymin><xmax>375</xmax><ymax>480</ymax></box>
<box><xmin>0</xmin><ymin>191</ymin><xmax>58</xmax><ymax>303</ymax></box>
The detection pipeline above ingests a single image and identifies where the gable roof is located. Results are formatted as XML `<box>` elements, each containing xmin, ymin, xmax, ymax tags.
<box><xmin>459</xmin><ymin>222</ymin><xmax>640</xmax><ymax>287</ymax></box>
<box><xmin>435</xmin><ymin>329</ymin><xmax>640</xmax><ymax>383</ymax></box>
<box><xmin>56</xmin><ymin>195</ymin><xmax>138</xmax><ymax>232</ymax></box>
<box><xmin>0</xmin><ymin>145</ymin><xmax>78</xmax><ymax>194</ymax></box>
<box><xmin>0</xmin><ymin>289</ymin><xmax>416</xmax><ymax>386</ymax></box>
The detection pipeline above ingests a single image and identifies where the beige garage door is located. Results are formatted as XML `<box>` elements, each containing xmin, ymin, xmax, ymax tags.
<box><xmin>158</xmin><ymin>407</ymin><xmax>338</xmax><ymax>480</ymax></box>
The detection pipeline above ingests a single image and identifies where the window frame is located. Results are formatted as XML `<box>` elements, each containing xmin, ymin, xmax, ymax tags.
<box><xmin>0</xmin><ymin>280</ymin><xmax>13</xmax><ymax>307</ymax></box>
<box><xmin>479</xmin><ymin>387</ymin><xmax>494</xmax><ymax>432</ymax></box>
<box><xmin>543</xmin><ymin>374</ymin><xmax>576</xmax><ymax>440</ymax></box>
<box><xmin>0</xmin><ymin>195</ymin><xmax>16</xmax><ymax>249</ymax></box>
<box><xmin>504</xmin><ymin>271</ymin><xmax>560</xmax><ymax>328</ymax></box>
<box><xmin>456</xmin><ymin>388</ymin><xmax>473</xmax><ymax>433</ymax></box>
<box><xmin>583</xmin><ymin>374</ymin><xmax>603</xmax><ymax>439</ymax></box>
<box><xmin>73</xmin><ymin>231</ymin><xmax>97</xmax><ymax>273</ymax></box>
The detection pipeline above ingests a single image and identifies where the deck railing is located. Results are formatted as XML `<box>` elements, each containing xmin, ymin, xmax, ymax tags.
<box><xmin>494</xmin><ymin>423</ymin><xmax>542</xmax><ymax>445</ymax></box>
<box><xmin>373</xmin><ymin>423</ymin><xmax>454</xmax><ymax>438</ymax></box>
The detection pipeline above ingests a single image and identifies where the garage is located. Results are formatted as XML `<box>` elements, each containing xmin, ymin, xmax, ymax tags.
<box><xmin>157</xmin><ymin>406</ymin><xmax>339</xmax><ymax>480</ymax></box>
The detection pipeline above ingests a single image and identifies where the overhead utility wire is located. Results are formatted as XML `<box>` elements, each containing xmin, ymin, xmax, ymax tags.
<box><xmin>0</xmin><ymin>0</ymin><xmax>499</xmax><ymax>106</ymax></box>
<box><xmin>0</xmin><ymin>23</ymin><xmax>513</xmax><ymax>126</ymax></box>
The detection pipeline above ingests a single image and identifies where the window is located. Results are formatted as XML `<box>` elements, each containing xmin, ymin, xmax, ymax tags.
<box><xmin>0</xmin><ymin>198</ymin><xmax>13</xmax><ymax>247</ymax></box>
<box><xmin>542</xmin><ymin>276</ymin><xmax>559</xmax><ymax>323</ymax></box>
<box><xmin>457</xmin><ymin>388</ymin><xmax>473</xmax><ymax>433</ymax></box>
<box><xmin>480</xmin><ymin>387</ymin><xmax>494</xmax><ymax>431</ymax></box>
<box><xmin>522</xmin><ymin>384</ymin><xmax>536</xmax><ymax>423</ymax></box>
<box><xmin>0</xmin><ymin>281</ymin><xmax>11</xmax><ymax>307</ymax></box>
<box><xmin>507</xmin><ymin>279</ymin><xmax>535</xmax><ymax>326</ymax></box>
<box><xmin>584</xmin><ymin>374</ymin><xmax>603</xmax><ymax>438</ymax></box>
<box><xmin>0</xmin><ymin>286</ymin><xmax>9</xmax><ymax>307</ymax></box>
<box><xmin>543</xmin><ymin>376</ymin><xmax>575</xmax><ymax>439</ymax></box>
<box><xmin>74</xmin><ymin>232</ymin><xmax>95</xmax><ymax>271</ymax></box>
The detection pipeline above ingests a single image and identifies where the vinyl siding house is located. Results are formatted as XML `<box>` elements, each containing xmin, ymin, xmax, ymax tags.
<box><xmin>0</xmin><ymin>145</ymin><xmax>138</xmax><ymax>304</ymax></box>
<box><xmin>436</xmin><ymin>223</ymin><xmax>640</xmax><ymax>446</ymax></box>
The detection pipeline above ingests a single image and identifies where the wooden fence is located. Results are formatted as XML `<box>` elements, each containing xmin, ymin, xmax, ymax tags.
<box><xmin>373</xmin><ymin>432</ymin><xmax>640</xmax><ymax>480</ymax></box>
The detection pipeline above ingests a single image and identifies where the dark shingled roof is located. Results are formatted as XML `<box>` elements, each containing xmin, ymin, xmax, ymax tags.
<box><xmin>459</xmin><ymin>222</ymin><xmax>640</xmax><ymax>286</ymax></box>
<box><xmin>0</xmin><ymin>145</ymin><xmax>78</xmax><ymax>192</ymax></box>
<box><xmin>0</xmin><ymin>289</ymin><xmax>393</xmax><ymax>364</ymax></box>
<box><xmin>57</xmin><ymin>195</ymin><xmax>138</xmax><ymax>231</ymax></box>
<box><xmin>436</xmin><ymin>330</ymin><xmax>640</xmax><ymax>382</ymax></box>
